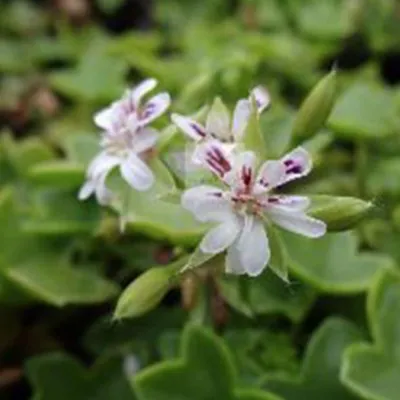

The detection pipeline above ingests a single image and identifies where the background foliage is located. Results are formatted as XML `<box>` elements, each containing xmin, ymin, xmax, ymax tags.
<box><xmin>0</xmin><ymin>0</ymin><xmax>400</xmax><ymax>398</ymax></box>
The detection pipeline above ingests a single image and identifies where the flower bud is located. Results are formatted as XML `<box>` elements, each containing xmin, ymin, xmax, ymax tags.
<box><xmin>292</xmin><ymin>68</ymin><xmax>338</xmax><ymax>139</ymax></box>
<box><xmin>241</xmin><ymin>96</ymin><xmax>267</xmax><ymax>160</ymax></box>
<box><xmin>28</xmin><ymin>161</ymin><xmax>84</xmax><ymax>187</ymax></box>
<box><xmin>113</xmin><ymin>259</ymin><xmax>186</xmax><ymax>320</ymax></box>
<box><xmin>308</xmin><ymin>195</ymin><xmax>373</xmax><ymax>231</ymax></box>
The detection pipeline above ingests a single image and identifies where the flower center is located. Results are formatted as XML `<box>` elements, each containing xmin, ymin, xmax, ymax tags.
<box><xmin>230</xmin><ymin>192</ymin><xmax>261</xmax><ymax>215</ymax></box>
<box><xmin>229</xmin><ymin>190</ymin><xmax>280</xmax><ymax>217</ymax></box>
<box><xmin>102</xmin><ymin>128</ymin><xmax>134</xmax><ymax>158</ymax></box>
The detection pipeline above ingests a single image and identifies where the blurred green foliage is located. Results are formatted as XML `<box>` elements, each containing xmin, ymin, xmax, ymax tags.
<box><xmin>0</xmin><ymin>0</ymin><xmax>400</xmax><ymax>399</ymax></box>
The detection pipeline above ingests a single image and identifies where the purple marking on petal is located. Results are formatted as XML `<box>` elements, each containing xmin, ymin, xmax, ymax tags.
<box><xmin>258</xmin><ymin>178</ymin><xmax>269</xmax><ymax>187</ymax></box>
<box><xmin>211</xmin><ymin>192</ymin><xmax>222</xmax><ymax>198</ymax></box>
<box><xmin>267</xmin><ymin>196</ymin><xmax>280</xmax><ymax>203</ymax></box>
<box><xmin>284</xmin><ymin>159</ymin><xmax>294</xmax><ymax>167</ymax></box>
<box><xmin>286</xmin><ymin>165</ymin><xmax>302</xmax><ymax>174</ymax></box>
<box><xmin>205</xmin><ymin>146</ymin><xmax>232</xmax><ymax>177</ymax></box>
<box><xmin>191</xmin><ymin>123</ymin><xmax>206</xmax><ymax>138</ymax></box>
<box><xmin>241</xmin><ymin>166</ymin><xmax>252</xmax><ymax>188</ymax></box>
<box><xmin>141</xmin><ymin>103</ymin><xmax>156</xmax><ymax>119</ymax></box>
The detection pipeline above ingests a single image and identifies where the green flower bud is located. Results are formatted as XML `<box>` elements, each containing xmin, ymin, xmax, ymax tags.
<box><xmin>28</xmin><ymin>161</ymin><xmax>84</xmax><ymax>187</ymax></box>
<box><xmin>241</xmin><ymin>96</ymin><xmax>267</xmax><ymax>160</ymax></box>
<box><xmin>113</xmin><ymin>258</ymin><xmax>187</xmax><ymax>320</ymax></box>
<box><xmin>292</xmin><ymin>68</ymin><xmax>338</xmax><ymax>138</ymax></box>
<box><xmin>308</xmin><ymin>195</ymin><xmax>373</xmax><ymax>231</ymax></box>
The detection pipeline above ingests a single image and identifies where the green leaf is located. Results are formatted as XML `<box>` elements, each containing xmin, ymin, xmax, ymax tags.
<box><xmin>225</xmin><ymin>329</ymin><xmax>300</xmax><ymax>385</ymax></box>
<box><xmin>266</xmin><ymin>225</ymin><xmax>290</xmax><ymax>282</ymax></box>
<box><xmin>262</xmin><ymin>318</ymin><xmax>362</xmax><ymax>399</ymax></box>
<box><xmin>134</xmin><ymin>325</ymin><xmax>281</xmax><ymax>400</ymax></box>
<box><xmin>218</xmin><ymin>270</ymin><xmax>315</xmax><ymax>322</ymax></box>
<box><xmin>0</xmin><ymin>134</ymin><xmax>55</xmax><ymax>177</ymax></box>
<box><xmin>328</xmin><ymin>83</ymin><xmax>400</xmax><ymax>140</ymax></box>
<box><xmin>28</xmin><ymin>161</ymin><xmax>85</xmax><ymax>188</ymax></box>
<box><xmin>26</xmin><ymin>353</ymin><xmax>136</xmax><ymax>400</ymax></box>
<box><xmin>244</xmin><ymin>0</ymin><xmax>287</xmax><ymax>30</ymax></box>
<box><xmin>64</xmin><ymin>134</ymin><xmax>206</xmax><ymax>243</ymax></box>
<box><xmin>96</xmin><ymin>0</ymin><xmax>125</xmax><ymax>14</ymax></box>
<box><xmin>293</xmin><ymin>0</ymin><xmax>357</xmax><ymax>40</ymax></box>
<box><xmin>0</xmin><ymin>188</ymin><xmax>117</xmax><ymax>306</ymax></box>
<box><xmin>62</xmin><ymin>134</ymin><xmax>100</xmax><ymax>165</ymax></box>
<box><xmin>281</xmin><ymin>230</ymin><xmax>393</xmax><ymax>293</ymax></box>
<box><xmin>363</xmin><ymin>0</ymin><xmax>400</xmax><ymax>52</ymax></box>
<box><xmin>0</xmin><ymin>0</ymin><xmax>47</xmax><ymax>36</ymax></box>
<box><xmin>341</xmin><ymin>269</ymin><xmax>400</xmax><ymax>400</ymax></box>
<box><xmin>109</xmin><ymin>157</ymin><xmax>205</xmax><ymax>244</ymax></box>
<box><xmin>0</xmin><ymin>39</ymin><xmax>34</xmax><ymax>73</ymax></box>
<box><xmin>49</xmin><ymin>42</ymin><xmax>127</xmax><ymax>103</ymax></box>
<box><xmin>84</xmin><ymin>307</ymin><xmax>186</xmax><ymax>357</ymax></box>
<box><xmin>366</xmin><ymin>157</ymin><xmax>400</xmax><ymax>197</ymax></box>
<box><xmin>3</xmin><ymin>260</ymin><xmax>119</xmax><ymax>307</ymax></box>
<box><xmin>308</xmin><ymin>195</ymin><xmax>373</xmax><ymax>231</ymax></box>
<box><xmin>22</xmin><ymin>188</ymin><xmax>100</xmax><ymax>235</ymax></box>
<box><xmin>362</xmin><ymin>220</ymin><xmax>400</xmax><ymax>265</ymax></box>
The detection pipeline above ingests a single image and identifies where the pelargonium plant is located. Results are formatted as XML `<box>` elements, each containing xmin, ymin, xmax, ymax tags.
<box><xmin>78</xmin><ymin>72</ymin><xmax>372</xmax><ymax>319</ymax></box>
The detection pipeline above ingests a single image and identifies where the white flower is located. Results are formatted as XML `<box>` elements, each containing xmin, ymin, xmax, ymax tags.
<box><xmin>181</xmin><ymin>142</ymin><xmax>326</xmax><ymax>277</ymax></box>
<box><xmin>171</xmin><ymin>86</ymin><xmax>270</xmax><ymax>163</ymax></box>
<box><xmin>79</xmin><ymin>79</ymin><xmax>170</xmax><ymax>203</ymax></box>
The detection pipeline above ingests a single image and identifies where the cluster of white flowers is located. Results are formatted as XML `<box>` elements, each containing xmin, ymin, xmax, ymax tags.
<box><xmin>80</xmin><ymin>79</ymin><xmax>326</xmax><ymax>277</ymax></box>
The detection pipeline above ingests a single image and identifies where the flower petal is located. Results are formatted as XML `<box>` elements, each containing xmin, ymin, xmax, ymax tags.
<box><xmin>79</xmin><ymin>172</ymin><xmax>113</xmax><ymax>205</ymax></box>
<box><xmin>231</xmin><ymin>99</ymin><xmax>251</xmax><ymax>140</ymax></box>
<box><xmin>250</xmin><ymin>85</ymin><xmax>270</xmax><ymax>114</ymax></box>
<box><xmin>200</xmin><ymin>216</ymin><xmax>241</xmax><ymax>254</ymax></box>
<box><xmin>228</xmin><ymin>151</ymin><xmax>257</xmax><ymax>193</ymax></box>
<box><xmin>226</xmin><ymin>242</ymin><xmax>246</xmax><ymax>275</ymax></box>
<box><xmin>132</xmin><ymin>78</ymin><xmax>158</xmax><ymax>107</ymax></box>
<box><xmin>132</xmin><ymin>128</ymin><xmax>159</xmax><ymax>153</ymax></box>
<box><xmin>94</xmin><ymin>105</ymin><xmax>115</xmax><ymax>131</ymax></box>
<box><xmin>140</xmin><ymin>92</ymin><xmax>170</xmax><ymax>126</ymax></box>
<box><xmin>126</xmin><ymin>113</ymin><xmax>139</xmax><ymax>133</ymax></box>
<box><xmin>120</xmin><ymin>153</ymin><xmax>154</xmax><ymax>191</ymax></box>
<box><xmin>236</xmin><ymin>215</ymin><xmax>270</xmax><ymax>276</ymax></box>
<box><xmin>78</xmin><ymin>179</ymin><xmax>95</xmax><ymax>201</ymax></box>
<box><xmin>196</xmin><ymin>140</ymin><xmax>233</xmax><ymax>181</ymax></box>
<box><xmin>171</xmin><ymin>114</ymin><xmax>206</xmax><ymax>142</ymax></box>
<box><xmin>205</xmin><ymin>98</ymin><xmax>231</xmax><ymax>141</ymax></box>
<box><xmin>94</xmin><ymin>173</ymin><xmax>113</xmax><ymax>205</ymax></box>
<box><xmin>280</xmin><ymin>146</ymin><xmax>312</xmax><ymax>185</ymax></box>
<box><xmin>181</xmin><ymin>185</ymin><xmax>233</xmax><ymax>223</ymax></box>
<box><xmin>264</xmin><ymin>195</ymin><xmax>311</xmax><ymax>212</ymax></box>
<box><xmin>254</xmin><ymin>160</ymin><xmax>286</xmax><ymax>193</ymax></box>
<box><xmin>268</xmin><ymin>210</ymin><xmax>326</xmax><ymax>238</ymax></box>
<box><xmin>87</xmin><ymin>152</ymin><xmax>120</xmax><ymax>179</ymax></box>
